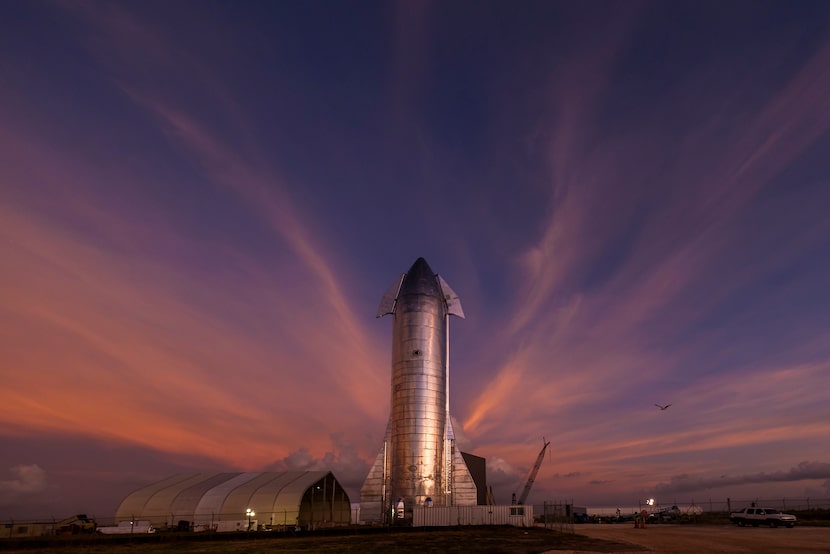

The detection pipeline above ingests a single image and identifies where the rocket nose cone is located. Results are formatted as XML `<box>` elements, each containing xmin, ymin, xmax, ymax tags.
<box><xmin>408</xmin><ymin>257</ymin><xmax>433</xmax><ymax>276</ymax></box>
<box><xmin>400</xmin><ymin>257</ymin><xmax>440</xmax><ymax>296</ymax></box>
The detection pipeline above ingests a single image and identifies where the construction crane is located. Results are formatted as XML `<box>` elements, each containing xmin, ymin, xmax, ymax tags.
<box><xmin>515</xmin><ymin>438</ymin><xmax>551</xmax><ymax>505</ymax></box>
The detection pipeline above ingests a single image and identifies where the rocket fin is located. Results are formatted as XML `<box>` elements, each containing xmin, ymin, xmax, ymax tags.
<box><xmin>376</xmin><ymin>274</ymin><xmax>405</xmax><ymax>318</ymax></box>
<box><xmin>359</xmin><ymin>420</ymin><xmax>392</xmax><ymax>523</ymax></box>
<box><xmin>442</xmin><ymin>416</ymin><xmax>478</xmax><ymax>505</ymax></box>
<box><xmin>451</xmin><ymin>444</ymin><xmax>478</xmax><ymax>505</ymax></box>
<box><xmin>445</xmin><ymin>413</ymin><xmax>456</xmax><ymax>441</ymax></box>
<box><xmin>437</xmin><ymin>275</ymin><xmax>465</xmax><ymax>319</ymax></box>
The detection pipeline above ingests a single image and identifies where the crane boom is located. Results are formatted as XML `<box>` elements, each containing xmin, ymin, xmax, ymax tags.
<box><xmin>517</xmin><ymin>439</ymin><xmax>550</xmax><ymax>505</ymax></box>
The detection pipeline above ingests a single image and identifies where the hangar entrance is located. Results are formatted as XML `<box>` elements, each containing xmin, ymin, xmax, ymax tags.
<box><xmin>297</xmin><ymin>472</ymin><xmax>351</xmax><ymax>530</ymax></box>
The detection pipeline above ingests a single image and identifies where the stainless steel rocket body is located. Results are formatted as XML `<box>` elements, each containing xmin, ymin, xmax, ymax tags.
<box><xmin>359</xmin><ymin>257</ymin><xmax>475</xmax><ymax>522</ymax></box>
<box><xmin>389</xmin><ymin>260</ymin><xmax>447</xmax><ymax>507</ymax></box>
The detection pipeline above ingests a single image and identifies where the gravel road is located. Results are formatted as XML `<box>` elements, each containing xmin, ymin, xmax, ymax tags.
<box><xmin>567</xmin><ymin>524</ymin><xmax>830</xmax><ymax>553</ymax></box>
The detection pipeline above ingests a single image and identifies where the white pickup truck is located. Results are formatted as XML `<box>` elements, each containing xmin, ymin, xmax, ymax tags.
<box><xmin>730</xmin><ymin>507</ymin><xmax>796</xmax><ymax>528</ymax></box>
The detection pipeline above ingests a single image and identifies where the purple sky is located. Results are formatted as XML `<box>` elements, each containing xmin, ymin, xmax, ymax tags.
<box><xmin>2</xmin><ymin>1</ymin><xmax>830</xmax><ymax>520</ymax></box>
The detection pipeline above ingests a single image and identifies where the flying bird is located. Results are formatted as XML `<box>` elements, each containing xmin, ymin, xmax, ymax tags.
<box><xmin>655</xmin><ymin>404</ymin><xmax>672</xmax><ymax>411</ymax></box>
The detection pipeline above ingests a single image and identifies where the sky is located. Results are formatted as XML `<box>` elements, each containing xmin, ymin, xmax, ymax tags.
<box><xmin>2</xmin><ymin>0</ymin><xmax>830</xmax><ymax>521</ymax></box>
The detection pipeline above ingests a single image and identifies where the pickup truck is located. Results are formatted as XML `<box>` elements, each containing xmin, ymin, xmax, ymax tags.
<box><xmin>730</xmin><ymin>507</ymin><xmax>796</xmax><ymax>528</ymax></box>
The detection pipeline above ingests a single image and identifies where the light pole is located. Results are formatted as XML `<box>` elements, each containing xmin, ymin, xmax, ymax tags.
<box><xmin>245</xmin><ymin>508</ymin><xmax>255</xmax><ymax>531</ymax></box>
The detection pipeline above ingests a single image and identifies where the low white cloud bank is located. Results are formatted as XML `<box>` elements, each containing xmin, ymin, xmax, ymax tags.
<box><xmin>0</xmin><ymin>464</ymin><xmax>47</xmax><ymax>494</ymax></box>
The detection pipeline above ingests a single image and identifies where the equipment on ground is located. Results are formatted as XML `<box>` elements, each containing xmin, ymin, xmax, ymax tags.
<box><xmin>54</xmin><ymin>514</ymin><xmax>96</xmax><ymax>535</ymax></box>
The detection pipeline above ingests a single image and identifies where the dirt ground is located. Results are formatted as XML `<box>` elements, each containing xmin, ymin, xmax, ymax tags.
<box><xmin>3</xmin><ymin>525</ymin><xmax>830</xmax><ymax>553</ymax></box>
<box><xmin>570</xmin><ymin>523</ymin><xmax>830</xmax><ymax>553</ymax></box>
<box><xmin>0</xmin><ymin>526</ymin><xmax>636</xmax><ymax>553</ymax></box>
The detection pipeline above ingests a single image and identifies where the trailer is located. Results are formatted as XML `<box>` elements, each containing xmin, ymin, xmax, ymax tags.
<box><xmin>97</xmin><ymin>520</ymin><xmax>156</xmax><ymax>534</ymax></box>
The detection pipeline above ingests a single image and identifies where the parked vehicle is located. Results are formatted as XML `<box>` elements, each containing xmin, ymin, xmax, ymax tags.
<box><xmin>730</xmin><ymin>507</ymin><xmax>796</xmax><ymax>528</ymax></box>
